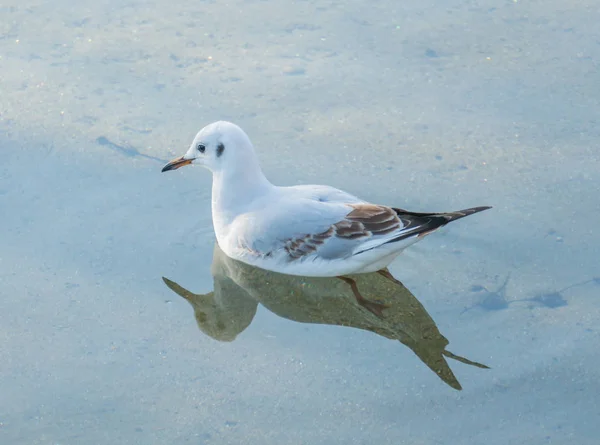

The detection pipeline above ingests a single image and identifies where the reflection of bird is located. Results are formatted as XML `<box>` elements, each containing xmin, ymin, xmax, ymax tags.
<box><xmin>161</xmin><ymin>121</ymin><xmax>490</xmax><ymax>318</ymax></box>
<box><xmin>163</xmin><ymin>244</ymin><xmax>489</xmax><ymax>390</ymax></box>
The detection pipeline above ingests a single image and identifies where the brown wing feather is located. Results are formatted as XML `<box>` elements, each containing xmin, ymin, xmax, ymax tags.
<box><xmin>284</xmin><ymin>226</ymin><xmax>335</xmax><ymax>259</ymax></box>
<box><xmin>282</xmin><ymin>204</ymin><xmax>491</xmax><ymax>260</ymax></box>
<box><xmin>284</xmin><ymin>204</ymin><xmax>403</xmax><ymax>260</ymax></box>
<box><xmin>344</xmin><ymin>204</ymin><xmax>402</xmax><ymax>235</ymax></box>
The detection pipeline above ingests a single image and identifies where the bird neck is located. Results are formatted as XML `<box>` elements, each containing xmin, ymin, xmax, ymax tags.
<box><xmin>211</xmin><ymin>159</ymin><xmax>273</xmax><ymax>227</ymax></box>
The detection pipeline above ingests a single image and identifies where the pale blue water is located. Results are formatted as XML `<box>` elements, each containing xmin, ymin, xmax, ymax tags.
<box><xmin>1</xmin><ymin>1</ymin><xmax>599</xmax><ymax>444</ymax></box>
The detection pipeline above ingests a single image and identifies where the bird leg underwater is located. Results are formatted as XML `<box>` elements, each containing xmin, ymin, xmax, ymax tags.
<box><xmin>337</xmin><ymin>276</ymin><xmax>390</xmax><ymax>319</ymax></box>
<box><xmin>376</xmin><ymin>269</ymin><xmax>406</xmax><ymax>287</ymax></box>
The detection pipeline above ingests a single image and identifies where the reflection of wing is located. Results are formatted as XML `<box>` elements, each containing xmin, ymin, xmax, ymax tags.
<box><xmin>162</xmin><ymin>276</ymin><xmax>257</xmax><ymax>342</ymax></box>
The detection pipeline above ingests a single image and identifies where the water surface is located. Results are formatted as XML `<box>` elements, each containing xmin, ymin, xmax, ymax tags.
<box><xmin>1</xmin><ymin>1</ymin><xmax>599</xmax><ymax>444</ymax></box>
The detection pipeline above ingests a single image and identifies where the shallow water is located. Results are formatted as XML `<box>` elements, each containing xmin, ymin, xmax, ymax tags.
<box><xmin>1</xmin><ymin>1</ymin><xmax>599</xmax><ymax>444</ymax></box>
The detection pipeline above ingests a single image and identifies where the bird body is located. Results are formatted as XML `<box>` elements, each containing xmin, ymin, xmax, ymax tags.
<box><xmin>162</xmin><ymin>121</ymin><xmax>490</xmax><ymax>277</ymax></box>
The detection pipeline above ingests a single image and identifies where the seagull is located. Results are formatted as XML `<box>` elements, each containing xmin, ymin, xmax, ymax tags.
<box><xmin>162</xmin><ymin>121</ymin><xmax>490</xmax><ymax>317</ymax></box>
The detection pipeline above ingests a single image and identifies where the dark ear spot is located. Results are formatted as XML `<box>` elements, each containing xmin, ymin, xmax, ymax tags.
<box><xmin>216</xmin><ymin>142</ymin><xmax>225</xmax><ymax>157</ymax></box>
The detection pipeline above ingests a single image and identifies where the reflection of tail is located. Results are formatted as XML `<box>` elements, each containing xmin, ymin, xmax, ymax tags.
<box><xmin>405</xmin><ymin>335</ymin><xmax>490</xmax><ymax>390</ymax></box>
<box><xmin>387</xmin><ymin>206</ymin><xmax>492</xmax><ymax>243</ymax></box>
<box><xmin>443</xmin><ymin>350</ymin><xmax>490</xmax><ymax>369</ymax></box>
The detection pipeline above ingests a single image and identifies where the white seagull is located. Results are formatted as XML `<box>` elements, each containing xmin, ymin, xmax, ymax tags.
<box><xmin>162</xmin><ymin>121</ymin><xmax>490</xmax><ymax>317</ymax></box>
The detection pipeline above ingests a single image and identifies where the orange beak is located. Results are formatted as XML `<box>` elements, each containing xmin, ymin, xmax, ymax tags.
<box><xmin>161</xmin><ymin>156</ymin><xmax>192</xmax><ymax>172</ymax></box>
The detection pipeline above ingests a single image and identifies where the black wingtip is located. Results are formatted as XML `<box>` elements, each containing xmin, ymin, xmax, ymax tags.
<box><xmin>382</xmin><ymin>205</ymin><xmax>492</xmax><ymax>247</ymax></box>
<box><xmin>461</xmin><ymin>205</ymin><xmax>492</xmax><ymax>214</ymax></box>
<box><xmin>445</xmin><ymin>205</ymin><xmax>492</xmax><ymax>222</ymax></box>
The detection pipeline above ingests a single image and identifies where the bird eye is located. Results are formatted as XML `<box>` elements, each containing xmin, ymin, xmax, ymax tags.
<box><xmin>197</xmin><ymin>144</ymin><xmax>206</xmax><ymax>153</ymax></box>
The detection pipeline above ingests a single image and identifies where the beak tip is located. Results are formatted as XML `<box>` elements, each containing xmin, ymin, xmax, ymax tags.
<box><xmin>161</xmin><ymin>156</ymin><xmax>192</xmax><ymax>172</ymax></box>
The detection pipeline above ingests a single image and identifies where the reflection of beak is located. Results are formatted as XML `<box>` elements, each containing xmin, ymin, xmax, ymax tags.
<box><xmin>161</xmin><ymin>156</ymin><xmax>192</xmax><ymax>172</ymax></box>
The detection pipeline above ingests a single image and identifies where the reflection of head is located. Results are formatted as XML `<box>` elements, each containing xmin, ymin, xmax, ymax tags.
<box><xmin>162</xmin><ymin>277</ymin><xmax>257</xmax><ymax>342</ymax></box>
